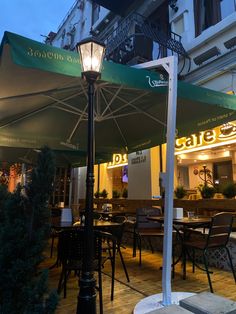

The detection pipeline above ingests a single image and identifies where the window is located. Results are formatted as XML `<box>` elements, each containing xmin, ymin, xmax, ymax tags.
<box><xmin>194</xmin><ymin>0</ymin><xmax>236</xmax><ymax>37</ymax></box>
<box><xmin>92</xmin><ymin>3</ymin><xmax>100</xmax><ymax>25</ymax></box>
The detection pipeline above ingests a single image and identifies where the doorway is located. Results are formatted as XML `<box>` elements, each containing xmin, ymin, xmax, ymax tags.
<box><xmin>213</xmin><ymin>160</ymin><xmax>233</xmax><ymax>190</ymax></box>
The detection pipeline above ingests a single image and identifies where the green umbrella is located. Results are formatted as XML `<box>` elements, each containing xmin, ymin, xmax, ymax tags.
<box><xmin>0</xmin><ymin>31</ymin><xmax>236</xmax><ymax>158</ymax></box>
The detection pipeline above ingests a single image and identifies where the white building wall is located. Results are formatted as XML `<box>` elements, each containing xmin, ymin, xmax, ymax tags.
<box><xmin>51</xmin><ymin>0</ymin><xmax>92</xmax><ymax>49</ymax></box>
<box><xmin>128</xmin><ymin>150</ymin><xmax>152</xmax><ymax>199</ymax></box>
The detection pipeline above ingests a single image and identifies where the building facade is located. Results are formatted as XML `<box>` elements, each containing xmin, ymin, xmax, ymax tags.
<box><xmin>47</xmin><ymin>0</ymin><xmax>236</xmax><ymax>201</ymax></box>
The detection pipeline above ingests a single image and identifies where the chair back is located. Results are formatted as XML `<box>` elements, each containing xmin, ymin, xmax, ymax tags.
<box><xmin>58</xmin><ymin>229</ymin><xmax>102</xmax><ymax>265</ymax></box>
<box><xmin>110</xmin><ymin>216</ymin><xmax>127</xmax><ymax>245</ymax></box>
<box><xmin>136</xmin><ymin>207</ymin><xmax>162</xmax><ymax>229</ymax></box>
<box><xmin>207</xmin><ymin>212</ymin><xmax>233</xmax><ymax>247</ymax></box>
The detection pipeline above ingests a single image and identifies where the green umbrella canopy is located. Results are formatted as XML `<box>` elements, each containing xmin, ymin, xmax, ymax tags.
<box><xmin>0</xmin><ymin>31</ymin><xmax>236</xmax><ymax>165</ymax></box>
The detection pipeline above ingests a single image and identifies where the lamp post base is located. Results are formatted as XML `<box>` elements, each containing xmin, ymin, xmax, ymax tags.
<box><xmin>77</xmin><ymin>272</ymin><xmax>97</xmax><ymax>314</ymax></box>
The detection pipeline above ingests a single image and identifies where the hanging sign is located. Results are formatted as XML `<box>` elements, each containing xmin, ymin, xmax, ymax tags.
<box><xmin>107</xmin><ymin>154</ymin><xmax>128</xmax><ymax>169</ymax></box>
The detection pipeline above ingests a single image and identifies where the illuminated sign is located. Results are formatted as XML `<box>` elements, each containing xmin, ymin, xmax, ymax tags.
<box><xmin>107</xmin><ymin>154</ymin><xmax>128</xmax><ymax>169</ymax></box>
<box><xmin>175</xmin><ymin>121</ymin><xmax>236</xmax><ymax>153</ymax></box>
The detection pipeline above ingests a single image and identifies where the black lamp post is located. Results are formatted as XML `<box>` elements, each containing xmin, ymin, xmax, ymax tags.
<box><xmin>76</xmin><ymin>38</ymin><xmax>105</xmax><ymax>313</ymax></box>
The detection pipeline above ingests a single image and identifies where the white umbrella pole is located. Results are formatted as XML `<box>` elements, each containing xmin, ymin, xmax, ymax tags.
<box><xmin>162</xmin><ymin>56</ymin><xmax>178</xmax><ymax>305</ymax></box>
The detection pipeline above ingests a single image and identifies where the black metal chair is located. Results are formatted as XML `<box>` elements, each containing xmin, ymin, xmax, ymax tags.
<box><xmin>134</xmin><ymin>207</ymin><xmax>164</xmax><ymax>266</ymax></box>
<box><xmin>183</xmin><ymin>212</ymin><xmax>236</xmax><ymax>292</ymax></box>
<box><xmin>57</xmin><ymin>229</ymin><xmax>106</xmax><ymax>314</ymax></box>
<box><xmin>100</xmin><ymin>216</ymin><xmax>129</xmax><ymax>301</ymax></box>
<box><xmin>110</xmin><ymin>216</ymin><xmax>130</xmax><ymax>282</ymax></box>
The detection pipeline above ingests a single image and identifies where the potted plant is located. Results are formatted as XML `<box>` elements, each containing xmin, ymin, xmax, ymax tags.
<box><xmin>112</xmin><ymin>190</ymin><xmax>120</xmax><ymax>198</ymax></box>
<box><xmin>122</xmin><ymin>188</ymin><xmax>128</xmax><ymax>198</ymax></box>
<box><xmin>198</xmin><ymin>184</ymin><xmax>216</xmax><ymax>199</ymax></box>
<box><xmin>222</xmin><ymin>183</ymin><xmax>236</xmax><ymax>199</ymax></box>
<box><xmin>94</xmin><ymin>191</ymin><xmax>100</xmax><ymax>198</ymax></box>
<box><xmin>174</xmin><ymin>185</ymin><xmax>187</xmax><ymax>199</ymax></box>
<box><xmin>100</xmin><ymin>188</ymin><xmax>108</xmax><ymax>199</ymax></box>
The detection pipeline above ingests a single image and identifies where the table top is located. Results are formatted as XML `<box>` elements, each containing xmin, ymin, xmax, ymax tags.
<box><xmin>148</xmin><ymin>216</ymin><xmax>211</xmax><ymax>227</ymax></box>
<box><xmin>94</xmin><ymin>210</ymin><xmax>126</xmax><ymax>217</ymax></box>
<box><xmin>53</xmin><ymin>219</ymin><xmax>121</xmax><ymax>229</ymax></box>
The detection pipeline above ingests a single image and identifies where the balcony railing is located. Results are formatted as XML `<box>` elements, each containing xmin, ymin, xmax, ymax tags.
<box><xmin>95</xmin><ymin>13</ymin><xmax>190</xmax><ymax>73</ymax></box>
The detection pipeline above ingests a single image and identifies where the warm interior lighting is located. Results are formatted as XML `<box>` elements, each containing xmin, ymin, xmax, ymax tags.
<box><xmin>107</xmin><ymin>162</ymin><xmax>128</xmax><ymax>169</ymax></box>
<box><xmin>77</xmin><ymin>38</ymin><xmax>105</xmax><ymax>78</ymax></box>
<box><xmin>175</xmin><ymin>138</ymin><xmax>236</xmax><ymax>155</ymax></box>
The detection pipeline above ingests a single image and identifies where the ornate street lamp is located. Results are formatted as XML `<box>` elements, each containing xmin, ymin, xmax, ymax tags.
<box><xmin>76</xmin><ymin>38</ymin><xmax>105</xmax><ymax>313</ymax></box>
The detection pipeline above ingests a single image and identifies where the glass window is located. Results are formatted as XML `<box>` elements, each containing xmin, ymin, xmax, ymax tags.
<box><xmin>194</xmin><ymin>0</ymin><xmax>221</xmax><ymax>36</ymax></box>
<box><xmin>92</xmin><ymin>3</ymin><xmax>100</xmax><ymax>25</ymax></box>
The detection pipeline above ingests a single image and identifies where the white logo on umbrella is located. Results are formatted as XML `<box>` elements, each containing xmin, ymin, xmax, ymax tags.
<box><xmin>146</xmin><ymin>74</ymin><xmax>168</xmax><ymax>87</ymax></box>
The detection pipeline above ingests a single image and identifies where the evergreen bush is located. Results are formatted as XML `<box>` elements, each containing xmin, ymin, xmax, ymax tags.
<box><xmin>112</xmin><ymin>190</ymin><xmax>120</xmax><ymax>198</ymax></box>
<box><xmin>174</xmin><ymin>186</ymin><xmax>187</xmax><ymax>199</ymax></box>
<box><xmin>94</xmin><ymin>191</ymin><xmax>100</xmax><ymax>198</ymax></box>
<box><xmin>100</xmin><ymin>189</ymin><xmax>108</xmax><ymax>198</ymax></box>
<box><xmin>197</xmin><ymin>184</ymin><xmax>215</xmax><ymax>199</ymax></box>
<box><xmin>0</xmin><ymin>146</ymin><xmax>58</xmax><ymax>313</ymax></box>
<box><xmin>122</xmin><ymin>188</ymin><xmax>128</xmax><ymax>198</ymax></box>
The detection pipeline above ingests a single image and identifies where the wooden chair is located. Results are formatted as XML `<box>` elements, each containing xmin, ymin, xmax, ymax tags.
<box><xmin>134</xmin><ymin>207</ymin><xmax>164</xmax><ymax>266</ymax></box>
<box><xmin>183</xmin><ymin>212</ymin><xmax>236</xmax><ymax>292</ymax></box>
<box><xmin>57</xmin><ymin>229</ymin><xmax>109</xmax><ymax>314</ymax></box>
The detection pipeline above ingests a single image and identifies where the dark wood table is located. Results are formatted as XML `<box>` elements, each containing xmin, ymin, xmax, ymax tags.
<box><xmin>148</xmin><ymin>216</ymin><xmax>212</xmax><ymax>277</ymax></box>
<box><xmin>50</xmin><ymin>219</ymin><xmax>121</xmax><ymax>269</ymax></box>
<box><xmin>53</xmin><ymin>219</ymin><xmax>121</xmax><ymax>230</ymax></box>
<box><xmin>94</xmin><ymin>210</ymin><xmax>125</xmax><ymax>220</ymax></box>
<box><xmin>148</xmin><ymin>216</ymin><xmax>211</xmax><ymax>228</ymax></box>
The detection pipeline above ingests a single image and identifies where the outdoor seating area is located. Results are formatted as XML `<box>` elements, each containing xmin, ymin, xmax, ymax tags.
<box><xmin>44</xmin><ymin>230</ymin><xmax>236</xmax><ymax>313</ymax></box>
<box><xmin>45</xmin><ymin>206</ymin><xmax>236</xmax><ymax>313</ymax></box>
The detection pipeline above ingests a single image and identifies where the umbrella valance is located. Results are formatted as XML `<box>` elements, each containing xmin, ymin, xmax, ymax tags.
<box><xmin>0</xmin><ymin>31</ymin><xmax>236</xmax><ymax>163</ymax></box>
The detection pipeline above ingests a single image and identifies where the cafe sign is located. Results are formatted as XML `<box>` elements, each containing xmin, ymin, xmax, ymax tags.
<box><xmin>107</xmin><ymin>154</ymin><xmax>128</xmax><ymax>169</ymax></box>
<box><xmin>175</xmin><ymin>121</ymin><xmax>236</xmax><ymax>153</ymax></box>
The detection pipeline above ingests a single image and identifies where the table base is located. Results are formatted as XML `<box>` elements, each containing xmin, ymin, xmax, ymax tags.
<box><xmin>133</xmin><ymin>292</ymin><xmax>196</xmax><ymax>314</ymax></box>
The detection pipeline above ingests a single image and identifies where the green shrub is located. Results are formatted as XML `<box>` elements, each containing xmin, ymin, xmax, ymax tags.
<box><xmin>174</xmin><ymin>186</ymin><xmax>187</xmax><ymax>199</ymax></box>
<box><xmin>94</xmin><ymin>191</ymin><xmax>100</xmax><ymax>198</ymax></box>
<box><xmin>222</xmin><ymin>183</ymin><xmax>236</xmax><ymax>199</ymax></box>
<box><xmin>100</xmin><ymin>189</ymin><xmax>108</xmax><ymax>199</ymax></box>
<box><xmin>112</xmin><ymin>190</ymin><xmax>120</xmax><ymax>198</ymax></box>
<box><xmin>122</xmin><ymin>188</ymin><xmax>128</xmax><ymax>198</ymax></box>
<box><xmin>198</xmin><ymin>184</ymin><xmax>215</xmax><ymax>199</ymax></box>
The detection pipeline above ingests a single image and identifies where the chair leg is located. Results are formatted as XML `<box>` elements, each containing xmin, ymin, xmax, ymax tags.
<box><xmin>133</xmin><ymin>232</ymin><xmax>137</xmax><ymax>257</ymax></box>
<box><xmin>118</xmin><ymin>246</ymin><xmax>130</xmax><ymax>282</ymax></box>
<box><xmin>137</xmin><ymin>236</ymin><xmax>142</xmax><ymax>266</ymax></box>
<box><xmin>57</xmin><ymin>268</ymin><xmax>64</xmax><ymax>294</ymax></box>
<box><xmin>63</xmin><ymin>269</ymin><xmax>68</xmax><ymax>298</ymax></box>
<box><xmin>183</xmin><ymin>245</ymin><xmax>187</xmax><ymax>280</ymax></box>
<box><xmin>192</xmin><ymin>248</ymin><xmax>195</xmax><ymax>273</ymax></box>
<box><xmin>98</xmin><ymin>269</ymin><xmax>103</xmax><ymax>314</ymax></box>
<box><xmin>225</xmin><ymin>247</ymin><xmax>236</xmax><ymax>283</ymax></box>
<box><xmin>147</xmin><ymin>237</ymin><xmax>154</xmax><ymax>253</ymax></box>
<box><xmin>172</xmin><ymin>246</ymin><xmax>175</xmax><ymax>279</ymax></box>
<box><xmin>50</xmin><ymin>235</ymin><xmax>55</xmax><ymax>258</ymax></box>
<box><xmin>203</xmin><ymin>250</ymin><xmax>213</xmax><ymax>293</ymax></box>
<box><xmin>110</xmin><ymin>245</ymin><xmax>116</xmax><ymax>301</ymax></box>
